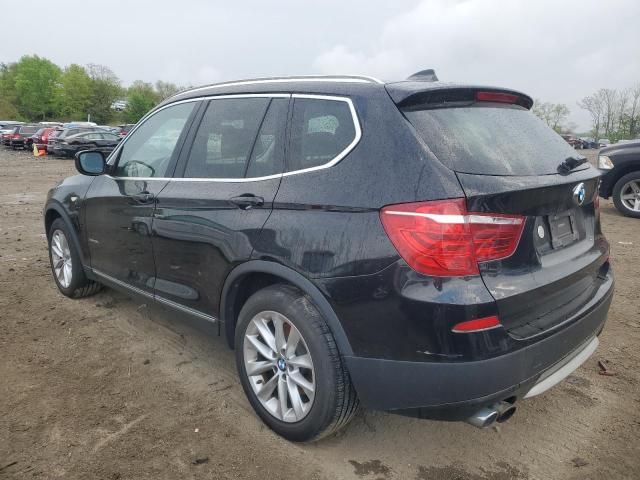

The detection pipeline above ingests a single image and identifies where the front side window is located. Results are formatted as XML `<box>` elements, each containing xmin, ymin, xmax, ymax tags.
<box><xmin>288</xmin><ymin>98</ymin><xmax>356</xmax><ymax>172</ymax></box>
<box><xmin>115</xmin><ymin>102</ymin><xmax>195</xmax><ymax>178</ymax></box>
<box><xmin>184</xmin><ymin>97</ymin><xmax>270</xmax><ymax>179</ymax></box>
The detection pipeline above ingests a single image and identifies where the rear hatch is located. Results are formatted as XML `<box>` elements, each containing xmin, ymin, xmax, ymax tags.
<box><xmin>392</xmin><ymin>85</ymin><xmax>610</xmax><ymax>339</ymax></box>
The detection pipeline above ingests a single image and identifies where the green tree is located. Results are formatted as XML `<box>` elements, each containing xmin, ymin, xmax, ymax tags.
<box><xmin>0</xmin><ymin>97</ymin><xmax>20</xmax><ymax>119</ymax></box>
<box><xmin>124</xmin><ymin>81</ymin><xmax>159</xmax><ymax>123</ymax></box>
<box><xmin>13</xmin><ymin>55</ymin><xmax>61</xmax><ymax>120</ymax></box>
<box><xmin>86</xmin><ymin>64</ymin><xmax>122</xmax><ymax>124</ymax></box>
<box><xmin>54</xmin><ymin>64</ymin><xmax>93</xmax><ymax>120</ymax></box>
<box><xmin>0</xmin><ymin>63</ymin><xmax>20</xmax><ymax>116</ymax></box>
<box><xmin>532</xmin><ymin>99</ymin><xmax>570</xmax><ymax>132</ymax></box>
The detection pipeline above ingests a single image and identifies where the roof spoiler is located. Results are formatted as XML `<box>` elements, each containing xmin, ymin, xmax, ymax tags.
<box><xmin>386</xmin><ymin>85</ymin><xmax>534</xmax><ymax>110</ymax></box>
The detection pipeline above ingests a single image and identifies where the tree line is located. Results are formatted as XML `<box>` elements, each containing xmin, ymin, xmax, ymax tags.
<box><xmin>0</xmin><ymin>55</ymin><xmax>186</xmax><ymax>125</ymax></box>
<box><xmin>533</xmin><ymin>84</ymin><xmax>640</xmax><ymax>141</ymax></box>
<box><xmin>578</xmin><ymin>86</ymin><xmax>640</xmax><ymax>141</ymax></box>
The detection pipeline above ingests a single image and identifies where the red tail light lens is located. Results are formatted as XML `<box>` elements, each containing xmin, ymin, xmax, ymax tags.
<box><xmin>12</xmin><ymin>134</ymin><xmax>21</xmax><ymax>139</ymax></box>
<box><xmin>452</xmin><ymin>316</ymin><xmax>501</xmax><ymax>333</ymax></box>
<box><xmin>476</xmin><ymin>91</ymin><xmax>519</xmax><ymax>104</ymax></box>
<box><xmin>380</xmin><ymin>198</ymin><xmax>524</xmax><ymax>276</ymax></box>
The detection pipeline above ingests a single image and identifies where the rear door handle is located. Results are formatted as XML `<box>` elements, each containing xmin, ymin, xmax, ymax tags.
<box><xmin>133</xmin><ymin>191</ymin><xmax>155</xmax><ymax>203</ymax></box>
<box><xmin>229</xmin><ymin>194</ymin><xmax>264</xmax><ymax>210</ymax></box>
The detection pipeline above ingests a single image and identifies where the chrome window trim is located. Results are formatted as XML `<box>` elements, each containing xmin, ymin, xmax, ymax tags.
<box><xmin>106</xmin><ymin>93</ymin><xmax>361</xmax><ymax>183</ymax></box>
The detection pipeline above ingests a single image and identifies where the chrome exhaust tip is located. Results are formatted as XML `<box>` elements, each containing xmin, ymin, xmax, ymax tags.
<box><xmin>466</xmin><ymin>401</ymin><xmax>516</xmax><ymax>429</ymax></box>
<box><xmin>496</xmin><ymin>403</ymin><xmax>516</xmax><ymax>423</ymax></box>
<box><xmin>466</xmin><ymin>407</ymin><xmax>499</xmax><ymax>428</ymax></box>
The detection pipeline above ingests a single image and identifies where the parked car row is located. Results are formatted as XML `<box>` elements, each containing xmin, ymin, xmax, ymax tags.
<box><xmin>0</xmin><ymin>120</ymin><xmax>134</xmax><ymax>157</ymax></box>
<box><xmin>1</xmin><ymin>123</ymin><xmax>41</xmax><ymax>149</ymax></box>
<box><xmin>561</xmin><ymin>135</ymin><xmax>600</xmax><ymax>149</ymax></box>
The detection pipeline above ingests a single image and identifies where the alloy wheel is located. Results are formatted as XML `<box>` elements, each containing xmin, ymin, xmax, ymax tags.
<box><xmin>620</xmin><ymin>179</ymin><xmax>640</xmax><ymax>212</ymax></box>
<box><xmin>243</xmin><ymin>310</ymin><xmax>315</xmax><ymax>423</ymax></box>
<box><xmin>51</xmin><ymin>229</ymin><xmax>73</xmax><ymax>288</ymax></box>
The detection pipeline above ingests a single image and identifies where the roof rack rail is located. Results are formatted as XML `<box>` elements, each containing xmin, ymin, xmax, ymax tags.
<box><xmin>406</xmin><ymin>69</ymin><xmax>439</xmax><ymax>82</ymax></box>
<box><xmin>174</xmin><ymin>75</ymin><xmax>384</xmax><ymax>98</ymax></box>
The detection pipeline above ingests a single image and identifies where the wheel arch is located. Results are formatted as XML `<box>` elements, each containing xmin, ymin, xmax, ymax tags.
<box><xmin>608</xmin><ymin>162</ymin><xmax>640</xmax><ymax>192</ymax></box>
<box><xmin>220</xmin><ymin>260</ymin><xmax>354</xmax><ymax>356</ymax></box>
<box><xmin>44</xmin><ymin>203</ymin><xmax>88</xmax><ymax>267</ymax></box>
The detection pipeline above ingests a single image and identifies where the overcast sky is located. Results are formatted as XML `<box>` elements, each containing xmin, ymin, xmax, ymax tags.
<box><xmin>2</xmin><ymin>0</ymin><xmax>639</xmax><ymax>130</ymax></box>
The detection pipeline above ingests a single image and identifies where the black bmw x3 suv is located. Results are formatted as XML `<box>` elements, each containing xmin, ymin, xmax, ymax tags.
<box><xmin>44</xmin><ymin>71</ymin><xmax>613</xmax><ymax>442</ymax></box>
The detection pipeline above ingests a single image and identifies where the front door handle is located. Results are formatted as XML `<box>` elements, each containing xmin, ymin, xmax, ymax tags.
<box><xmin>229</xmin><ymin>194</ymin><xmax>264</xmax><ymax>210</ymax></box>
<box><xmin>133</xmin><ymin>191</ymin><xmax>155</xmax><ymax>203</ymax></box>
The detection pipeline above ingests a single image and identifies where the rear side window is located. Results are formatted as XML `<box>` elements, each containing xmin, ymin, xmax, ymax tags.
<box><xmin>184</xmin><ymin>97</ymin><xmax>269</xmax><ymax>179</ymax></box>
<box><xmin>288</xmin><ymin>98</ymin><xmax>356</xmax><ymax>172</ymax></box>
<box><xmin>403</xmin><ymin>105</ymin><xmax>580</xmax><ymax>176</ymax></box>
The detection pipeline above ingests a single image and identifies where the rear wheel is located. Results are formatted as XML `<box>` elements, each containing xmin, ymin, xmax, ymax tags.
<box><xmin>48</xmin><ymin>218</ymin><xmax>102</xmax><ymax>297</ymax></box>
<box><xmin>235</xmin><ymin>284</ymin><xmax>358</xmax><ymax>442</ymax></box>
<box><xmin>612</xmin><ymin>171</ymin><xmax>640</xmax><ymax>218</ymax></box>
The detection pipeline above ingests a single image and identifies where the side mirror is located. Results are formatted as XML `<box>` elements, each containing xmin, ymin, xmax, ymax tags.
<box><xmin>75</xmin><ymin>150</ymin><xmax>106</xmax><ymax>176</ymax></box>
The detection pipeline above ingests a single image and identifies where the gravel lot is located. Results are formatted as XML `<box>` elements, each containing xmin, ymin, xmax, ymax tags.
<box><xmin>1</xmin><ymin>148</ymin><xmax>639</xmax><ymax>480</ymax></box>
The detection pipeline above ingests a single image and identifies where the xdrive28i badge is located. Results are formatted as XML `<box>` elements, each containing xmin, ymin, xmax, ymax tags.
<box><xmin>572</xmin><ymin>182</ymin><xmax>586</xmax><ymax>206</ymax></box>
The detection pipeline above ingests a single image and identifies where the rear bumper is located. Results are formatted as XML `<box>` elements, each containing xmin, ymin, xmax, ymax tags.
<box><xmin>344</xmin><ymin>275</ymin><xmax>613</xmax><ymax>420</ymax></box>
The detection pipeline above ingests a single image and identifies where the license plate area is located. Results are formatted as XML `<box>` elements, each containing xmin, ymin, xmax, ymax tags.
<box><xmin>548</xmin><ymin>211</ymin><xmax>578</xmax><ymax>248</ymax></box>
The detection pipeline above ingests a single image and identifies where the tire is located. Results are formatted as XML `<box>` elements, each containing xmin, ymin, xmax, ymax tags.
<box><xmin>612</xmin><ymin>171</ymin><xmax>640</xmax><ymax>218</ymax></box>
<box><xmin>47</xmin><ymin>218</ymin><xmax>103</xmax><ymax>298</ymax></box>
<box><xmin>235</xmin><ymin>284</ymin><xmax>359</xmax><ymax>442</ymax></box>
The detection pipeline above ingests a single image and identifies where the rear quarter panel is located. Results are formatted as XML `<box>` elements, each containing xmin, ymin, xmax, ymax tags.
<box><xmin>254</xmin><ymin>89</ymin><xmax>463</xmax><ymax>278</ymax></box>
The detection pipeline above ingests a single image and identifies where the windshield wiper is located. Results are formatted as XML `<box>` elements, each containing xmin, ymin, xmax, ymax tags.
<box><xmin>558</xmin><ymin>155</ymin><xmax>587</xmax><ymax>175</ymax></box>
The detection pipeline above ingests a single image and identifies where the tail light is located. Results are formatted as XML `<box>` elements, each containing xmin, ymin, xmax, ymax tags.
<box><xmin>380</xmin><ymin>198</ymin><xmax>525</xmax><ymax>276</ymax></box>
<box><xmin>11</xmin><ymin>134</ymin><xmax>21</xmax><ymax>139</ymax></box>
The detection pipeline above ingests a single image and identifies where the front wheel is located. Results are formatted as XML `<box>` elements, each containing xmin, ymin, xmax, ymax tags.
<box><xmin>235</xmin><ymin>284</ymin><xmax>359</xmax><ymax>442</ymax></box>
<box><xmin>612</xmin><ymin>172</ymin><xmax>640</xmax><ymax>218</ymax></box>
<box><xmin>48</xmin><ymin>218</ymin><xmax>102</xmax><ymax>297</ymax></box>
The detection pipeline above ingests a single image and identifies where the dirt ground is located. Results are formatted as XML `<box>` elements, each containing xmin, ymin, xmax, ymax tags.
<box><xmin>1</xmin><ymin>147</ymin><xmax>639</xmax><ymax>480</ymax></box>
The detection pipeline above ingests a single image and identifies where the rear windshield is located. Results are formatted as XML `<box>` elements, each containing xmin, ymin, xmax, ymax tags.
<box><xmin>20</xmin><ymin>126</ymin><xmax>39</xmax><ymax>134</ymax></box>
<box><xmin>403</xmin><ymin>105</ymin><xmax>582</xmax><ymax>176</ymax></box>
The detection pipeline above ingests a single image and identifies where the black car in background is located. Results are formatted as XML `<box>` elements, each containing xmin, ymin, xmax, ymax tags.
<box><xmin>56</xmin><ymin>131</ymin><xmax>120</xmax><ymax>157</ymax></box>
<box><xmin>6</xmin><ymin>124</ymin><xmax>40</xmax><ymax>149</ymax></box>
<box><xmin>44</xmin><ymin>72</ymin><xmax>613</xmax><ymax>442</ymax></box>
<box><xmin>598</xmin><ymin>139</ymin><xmax>640</xmax><ymax>217</ymax></box>
<box><xmin>47</xmin><ymin>127</ymin><xmax>100</xmax><ymax>156</ymax></box>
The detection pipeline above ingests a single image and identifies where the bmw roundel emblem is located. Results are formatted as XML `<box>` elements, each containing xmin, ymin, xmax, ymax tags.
<box><xmin>572</xmin><ymin>183</ymin><xmax>586</xmax><ymax>206</ymax></box>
